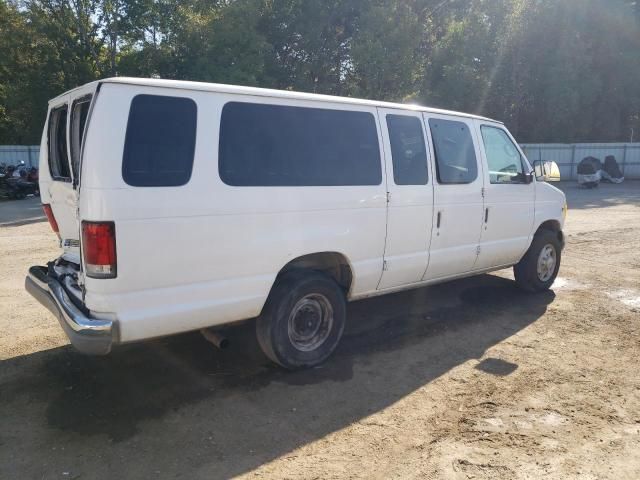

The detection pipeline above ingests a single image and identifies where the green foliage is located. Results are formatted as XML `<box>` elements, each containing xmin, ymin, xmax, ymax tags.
<box><xmin>0</xmin><ymin>0</ymin><xmax>639</xmax><ymax>143</ymax></box>
<box><xmin>350</xmin><ymin>1</ymin><xmax>423</xmax><ymax>100</ymax></box>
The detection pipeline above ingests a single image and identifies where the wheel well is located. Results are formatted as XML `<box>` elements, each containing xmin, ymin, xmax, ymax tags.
<box><xmin>277</xmin><ymin>252</ymin><xmax>353</xmax><ymax>294</ymax></box>
<box><xmin>537</xmin><ymin>220</ymin><xmax>564</xmax><ymax>244</ymax></box>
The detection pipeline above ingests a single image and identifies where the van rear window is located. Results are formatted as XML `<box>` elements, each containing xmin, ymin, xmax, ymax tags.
<box><xmin>48</xmin><ymin>105</ymin><xmax>71</xmax><ymax>180</ymax></box>
<box><xmin>70</xmin><ymin>95</ymin><xmax>92</xmax><ymax>182</ymax></box>
<box><xmin>386</xmin><ymin>114</ymin><xmax>428</xmax><ymax>185</ymax></box>
<box><xmin>122</xmin><ymin>95</ymin><xmax>197</xmax><ymax>187</ymax></box>
<box><xmin>219</xmin><ymin>102</ymin><xmax>382</xmax><ymax>186</ymax></box>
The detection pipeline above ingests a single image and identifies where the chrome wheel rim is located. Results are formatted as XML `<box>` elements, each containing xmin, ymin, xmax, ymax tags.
<box><xmin>288</xmin><ymin>294</ymin><xmax>333</xmax><ymax>352</ymax></box>
<box><xmin>537</xmin><ymin>244</ymin><xmax>557</xmax><ymax>282</ymax></box>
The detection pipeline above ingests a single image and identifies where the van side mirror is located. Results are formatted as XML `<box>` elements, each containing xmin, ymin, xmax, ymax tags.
<box><xmin>533</xmin><ymin>160</ymin><xmax>561</xmax><ymax>182</ymax></box>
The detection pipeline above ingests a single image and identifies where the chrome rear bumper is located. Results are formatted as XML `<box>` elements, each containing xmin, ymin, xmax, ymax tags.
<box><xmin>25</xmin><ymin>266</ymin><xmax>114</xmax><ymax>355</ymax></box>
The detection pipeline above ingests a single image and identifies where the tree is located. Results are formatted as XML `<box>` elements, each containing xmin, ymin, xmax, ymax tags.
<box><xmin>1</xmin><ymin>0</ymin><xmax>639</xmax><ymax>144</ymax></box>
<box><xmin>349</xmin><ymin>1</ymin><xmax>423</xmax><ymax>101</ymax></box>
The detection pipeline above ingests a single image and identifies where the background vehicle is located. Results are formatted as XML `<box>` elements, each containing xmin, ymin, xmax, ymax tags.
<box><xmin>26</xmin><ymin>78</ymin><xmax>567</xmax><ymax>369</ymax></box>
<box><xmin>577</xmin><ymin>156</ymin><xmax>602</xmax><ymax>188</ymax></box>
<box><xmin>0</xmin><ymin>164</ymin><xmax>38</xmax><ymax>199</ymax></box>
<box><xmin>27</xmin><ymin>167</ymin><xmax>39</xmax><ymax>185</ymax></box>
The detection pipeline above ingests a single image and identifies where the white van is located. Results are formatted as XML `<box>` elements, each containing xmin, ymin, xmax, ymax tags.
<box><xmin>26</xmin><ymin>78</ymin><xmax>567</xmax><ymax>369</ymax></box>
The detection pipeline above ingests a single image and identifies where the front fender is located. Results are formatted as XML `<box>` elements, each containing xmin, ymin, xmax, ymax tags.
<box><xmin>531</xmin><ymin>181</ymin><xmax>566</xmax><ymax>246</ymax></box>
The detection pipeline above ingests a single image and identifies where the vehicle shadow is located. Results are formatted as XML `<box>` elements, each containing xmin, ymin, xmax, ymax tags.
<box><xmin>0</xmin><ymin>274</ymin><xmax>554</xmax><ymax>479</ymax></box>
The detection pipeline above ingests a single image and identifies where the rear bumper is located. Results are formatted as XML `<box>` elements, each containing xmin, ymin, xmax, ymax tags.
<box><xmin>25</xmin><ymin>266</ymin><xmax>114</xmax><ymax>355</ymax></box>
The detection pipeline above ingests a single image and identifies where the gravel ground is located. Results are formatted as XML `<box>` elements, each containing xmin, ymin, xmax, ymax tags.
<box><xmin>1</xmin><ymin>182</ymin><xmax>639</xmax><ymax>479</ymax></box>
<box><xmin>0</xmin><ymin>196</ymin><xmax>45</xmax><ymax>227</ymax></box>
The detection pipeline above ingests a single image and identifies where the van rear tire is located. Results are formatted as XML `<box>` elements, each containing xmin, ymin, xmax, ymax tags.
<box><xmin>514</xmin><ymin>229</ymin><xmax>561</xmax><ymax>292</ymax></box>
<box><xmin>256</xmin><ymin>270</ymin><xmax>346</xmax><ymax>370</ymax></box>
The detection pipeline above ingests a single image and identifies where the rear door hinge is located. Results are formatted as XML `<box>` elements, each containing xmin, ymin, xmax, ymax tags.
<box><xmin>383</xmin><ymin>260</ymin><xmax>389</xmax><ymax>271</ymax></box>
<box><xmin>476</xmin><ymin>245</ymin><xmax>481</xmax><ymax>256</ymax></box>
<box><xmin>481</xmin><ymin>187</ymin><xmax>486</xmax><ymax>198</ymax></box>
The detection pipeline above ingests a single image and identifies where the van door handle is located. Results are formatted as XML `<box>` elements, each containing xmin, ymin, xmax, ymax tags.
<box><xmin>437</xmin><ymin>211</ymin><xmax>442</xmax><ymax>229</ymax></box>
<box><xmin>484</xmin><ymin>207</ymin><xmax>489</xmax><ymax>223</ymax></box>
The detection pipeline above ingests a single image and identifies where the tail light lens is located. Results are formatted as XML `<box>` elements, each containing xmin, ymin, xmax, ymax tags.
<box><xmin>42</xmin><ymin>204</ymin><xmax>60</xmax><ymax>238</ymax></box>
<box><xmin>82</xmin><ymin>221</ymin><xmax>117</xmax><ymax>278</ymax></box>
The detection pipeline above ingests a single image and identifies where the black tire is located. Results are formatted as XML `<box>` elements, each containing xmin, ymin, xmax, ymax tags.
<box><xmin>514</xmin><ymin>229</ymin><xmax>562</xmax><ymax>292</ymax></box>
<box><xmin>256</xmin><ymin>270</ymin><xmax>346</xmax><ymax>370</ymax></box>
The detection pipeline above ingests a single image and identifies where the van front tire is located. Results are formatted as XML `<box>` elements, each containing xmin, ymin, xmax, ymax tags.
<box><xmin>514</xmin><ymin>229</ymin><xmax>561</xmax><ymax>292</ymax></box>
<box><xmin>256</xmin><ymin>270</ymin><xmax>346</xmax><ymax>370</ymax></box>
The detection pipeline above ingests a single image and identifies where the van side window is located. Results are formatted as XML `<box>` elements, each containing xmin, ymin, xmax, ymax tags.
<box><xmin>70</xmin><ymin>95</ymin><xmax>92</xmax><ymax>182</ymax></box>
<box><xmin>386</xmin><ymin>115</ymin><xmax>428</xmax><ymax>185</ymax></box>
<box><xmin>48</xmin><ymin>105</ymin><xmax>71</xmax><ymax>180</ymax></box>
<box><xmin>219</xmin><ymin>102</ymin><xmax>382</xmax><ymax>186</ymax></box>
<box><xmin>122</xmin><ymin>95</ymin><xmax>197</xmax><ymax>187</ymax></box>
<box><xmin>481</xmin><ymin>126</ymin><xmax>526</xmax><ymax>184</ymax></box>
<box><xmin>428</xmin><ymin>119</ymin><xmax>478</xmax><ymax>184</ymax></box>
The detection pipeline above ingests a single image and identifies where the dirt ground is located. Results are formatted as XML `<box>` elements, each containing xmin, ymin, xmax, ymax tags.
<box><xmin>1</xmin><ymin>183</ymin><xmax>639</xmax><ymax>479</ymax></box>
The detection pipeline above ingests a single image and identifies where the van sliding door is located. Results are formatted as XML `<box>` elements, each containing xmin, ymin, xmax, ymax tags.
<box><xmin>376</xmin><ymin>107</ymin><xmax>434</xmax><ymax>290</ymax></box>
<box><xmin>421</xmin><ymin>114</ymin><xmax>485</xmax><ymax>281</ymax></box>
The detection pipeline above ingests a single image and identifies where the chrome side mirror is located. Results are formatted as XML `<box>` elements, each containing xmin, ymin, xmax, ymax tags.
<box><xmin>533</xmin><ymin>160</ymin><xmax>561</xmax><ymax>182</ymax></box>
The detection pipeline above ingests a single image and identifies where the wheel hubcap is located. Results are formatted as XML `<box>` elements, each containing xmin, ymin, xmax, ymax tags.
<box><xmin>537</xmin><ymin>244</ymin><xmax>557</xmax><ymax>282</ymax></box>
<box><xmin>288</xmin><ymin>294</ymin><xmax>333</xmax><ymax>352</ymax></box>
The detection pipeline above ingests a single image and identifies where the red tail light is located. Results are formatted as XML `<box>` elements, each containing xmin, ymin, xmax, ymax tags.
<box><xmin>42</xmin><ymin>204</ymin><xmax>60</xmax><ymax>237</ymax></box>
<box><xmin>82</xmin><ymin>221</ymin><xmax>117</xmax><ymax>278</ymax></box>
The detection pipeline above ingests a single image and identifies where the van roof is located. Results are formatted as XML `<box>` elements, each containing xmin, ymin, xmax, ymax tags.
<box><xmin>55</xmin><ymin>77</ymin><xmax>501</xmax><ymax>123</ymax></box>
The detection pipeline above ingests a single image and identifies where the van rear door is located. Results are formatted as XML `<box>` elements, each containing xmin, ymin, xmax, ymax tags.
<box><xmin>41</xmin><ymin>84</ymin><xmax>97</xmax><ymax>263</ymax></box>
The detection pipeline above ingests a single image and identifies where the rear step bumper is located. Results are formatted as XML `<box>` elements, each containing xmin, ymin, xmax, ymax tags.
<box><xmin>25</xmin><ymin>266</ymin><xmax>114</xmax><ymax>355</ymax></box>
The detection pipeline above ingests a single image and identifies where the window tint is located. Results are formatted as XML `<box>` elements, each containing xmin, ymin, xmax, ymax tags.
<box><xmin>428</xmin><ymin>118</ymin><xmax>478</xmax><ymax>184</ymax></box>
<box><xmin>386</xmin><ymin>115</ymin><xmax>428</xmax><ymax>185</ymax></box>
<box><xmin>70</xmin><ymin>96</ymin><xmax>92</xmax><ymax>182</ymax></box>
<box><xmin>48</xmin><ymin>106</ymin><xmax>71</xmax><ymax>180</ymax></box>
<box><xmin>481</xmin><ymin>126</ymin><xmax>526</xmax><ymax>184</ymax></box>
<box><xmin>122</xmin><ymin>94</ymin><xmax>197</xmax><ymax>187</ymax></box>
<box><xmin>219</xmin><ymin>102</ymin><xmax>382</xmax><ymax>186</ymax></box>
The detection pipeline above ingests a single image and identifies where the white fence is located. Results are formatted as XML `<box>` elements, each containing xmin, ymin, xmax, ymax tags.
<box><xmin>0</xmin><ymin>146</ymin><xmax>40</xmax><ymax>168</ymax></box>
<box><xmin>2</xmin><ymin>143</ymin><xmax>640</xmax><ymax>180</ymax></box>
<box><xmin>521</xmin><ymin>143</ymin><xmax>640</xmax><ymax>181</ymax></box>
